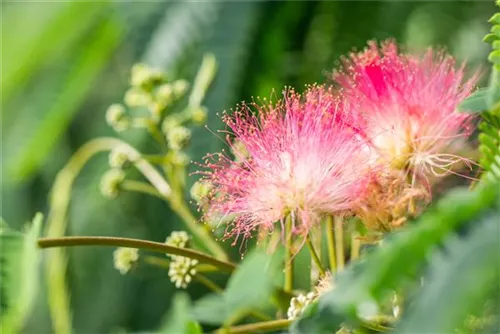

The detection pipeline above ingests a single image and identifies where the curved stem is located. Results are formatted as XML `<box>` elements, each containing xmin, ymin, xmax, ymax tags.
<box><xmin>284</xmin><ymin>215</ymin><xmax>294</xmax><ymax>293</ymax></box>
<box><xmin>38</xmin><ymin>236</ymin><xmax>236</xmax><ymax>273</ymax></box>
<box><xmin>46</xmin><ymin>137</ymin><xmax>125</xmax><ymax>334</ymax></box>
<box><xmin>305</xmin><ymin>234</ymin><xmax>325</xmax><ymax>276</ymax></box>
<box><xmin>215</xmin><ymin>319</ymin><xmax>291</xmax><ymax>334</ymax></box>
<box><xmin>122</xmin><ymin>180</ymin><xmax>165</xmax><ymax>200</ymax></box>
<box><xmin>325</xmin><ymin>216</ymin><xmax>336</xmax><ymax>272</ymax></box>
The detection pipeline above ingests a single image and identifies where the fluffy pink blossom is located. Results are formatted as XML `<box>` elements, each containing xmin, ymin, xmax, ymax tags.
<box><xmin>333</xmin><ymin>40</ymin><xmax>479</xmax><ymax>182</ymax></box>
<box><xmin>202</xmin><ymin>86</ymin><xmax>370</xmax><ymax>241</ymax></box>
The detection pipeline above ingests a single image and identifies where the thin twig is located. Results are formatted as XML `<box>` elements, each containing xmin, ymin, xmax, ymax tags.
<box><xmin>305</xmin><ymin>234</ymin><xmax>326</xmax><ymax>276</ymax></box>
<box><xmin>38</xmin><ymin>236</ymin><xmax>236</xmax><ymax>272</ymax></box>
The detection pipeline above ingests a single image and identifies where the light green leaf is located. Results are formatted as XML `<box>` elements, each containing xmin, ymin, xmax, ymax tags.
<box><xmin>0</xmin><ymin>213</ymin><xmax>43</xmax><ymax>334</ymax></box>
<box><xmin>191</xmin><ymin>294</ymin><xmax>227</xmax><ymax>325</ymax></box>
<box><xmin>7</xmin><ymin>17</ymin><xmax>123</xmax><ymax>182</ymax></box>
<box><xmin>225</xmin><ymin>249</ymin><xmax>281</xmax><ymax>313</ymax></box>
<box><xmin>159</xmin><ymin>293</ymin><xmax>202</xmax><ymax>334</ymax></box>
<box><xmin>458</xmin><ymin>88</ymin><xmax>489</xmax><ymax>113</ymax></box>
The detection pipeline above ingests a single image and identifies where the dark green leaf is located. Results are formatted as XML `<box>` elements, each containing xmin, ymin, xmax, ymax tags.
<box><xmin>398</xmin><ymin>213</ymin><xmax>500</xmax><ymax>333</ymax></box>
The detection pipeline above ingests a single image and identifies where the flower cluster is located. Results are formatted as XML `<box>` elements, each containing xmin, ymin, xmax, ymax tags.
<box><xmin>202</xmin><ymin>39</ymin><xmax>478</xmax><ymax>239</ymax></box>
<box><xmin>164</xmin><ymin>231</ymin><xmax>197</xmax><ymax>289</ymax></box>
<box><xmin>202</xmin><ymin>86</ymin><xmax>371</xmax><ymax>241</ymax></box>
<box><xmin>113</xmin><ymin>247</ymin><xmax>139</xmax><ymax>275</ymax></box>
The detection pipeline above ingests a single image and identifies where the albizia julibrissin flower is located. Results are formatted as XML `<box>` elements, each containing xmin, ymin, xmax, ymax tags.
<box><xmin>201</xmin><ymin>86</ymin><xmax>371</xmax><ymax>241</ymax></box>
<box><xmin>333</xmin><ymin>40</ymin><xmax>479</xmax><ymax>182</ymax></box>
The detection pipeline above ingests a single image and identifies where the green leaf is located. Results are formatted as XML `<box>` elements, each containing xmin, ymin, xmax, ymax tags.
<box><xmin>0</xmin><ymin>213</ymin><xmax>43</xmax><ymax>334</ymax></box>
<box><xmin>292</xmin><ymin>184</ymin><xmax>499</xmax><ymax>334</ymax></box>
<box><xmin>483</xmin><ymin>33</ymin><xmax>499</xmax><ymax>44</ymax></box>
<box><xmin>488</xmin><ymin>50</ymin><xmax>500</xmax><ymax>65</ymax></box>
<box><xmin>191</xmin><ymin>248</ymin><xmax>281</xmax><ymax>325</ymax></box>
<box><xmin>191</xmin><ymin>294</ymin><xmax>228</xmax><ymax>325</ymax></box>
<box><xmin>457</xmin><ymin>88</ymin><xmax>489</xmax><ymax>113</ymax></box>
<box><xmin>489</xmin><ymin>13</ymin><xmax>500</xmax><ymax>25</ymax></box>
<box><xmin>159</xmin><ymin>293</ymin><xmax>202</xmax><ymax>334</ymax></box>
<box><xmin>6</xmin><ymin>17</ymin><xmax>123</xmax><ymax>182</ymax></box>
<box><xmin>398</xmin><ymin>213</ymin><xmax>500</xmax><ymax>333</ymax></box>
<box><xmin>225</xmin><ymin>248</ymin><xmax>280</xmax><ymax>312</ymax></box>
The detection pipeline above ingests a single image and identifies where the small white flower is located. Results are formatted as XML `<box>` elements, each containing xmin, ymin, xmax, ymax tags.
<box><xmin>113</xmin><ymin>247</ymin><xmax>139</xmax><ymax>275</ymax></box>
<box><xmin>165</xmin><ymin>231</ymin><xmax>190</xmax><ymax>252</ymax></box>
<box><xmin>315</xmin><ymin>271</ymin><xmax>335</xmax><ymax>296</ymax></box>
<box><xmin>168</xmin><ymin>256</ymin><xmax>198</xmax><ymax>289</ymax></box>
<box><xmin>287</xmin><ymin>292</ymin><xmax>317</xmax><ymax>320</ymax></box>
<box><xmin>100</xmin><ymin>169</ymin><xmax>126</xmax><ymax>199</ymax></box>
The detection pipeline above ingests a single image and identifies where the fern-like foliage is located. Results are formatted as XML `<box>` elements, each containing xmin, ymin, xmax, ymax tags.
<box><xmin>0</xmin><ymin>214</ymin><xmax>43</xmax><ymax>334</ymax></box>
<box><xmin>480</xmin><ymin>7</ymin><xmax>500</xmax><ymax>183</ymax></box>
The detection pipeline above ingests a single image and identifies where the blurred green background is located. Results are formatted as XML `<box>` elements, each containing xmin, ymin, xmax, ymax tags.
<box><xmin>0</xmin><ymin>1</ymin><xmax>495</xmax><ymax>333</ymax></box>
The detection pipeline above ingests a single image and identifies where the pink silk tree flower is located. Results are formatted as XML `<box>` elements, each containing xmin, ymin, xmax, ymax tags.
<box><xmin>333</xmin><ymin>40</ymin><xmax>479</xmax><ymax>184</ymax></box>
<box><xmin>201</xmin><ymin>86</ymin><xmax>371</xmax><ymax>242</ymax></box>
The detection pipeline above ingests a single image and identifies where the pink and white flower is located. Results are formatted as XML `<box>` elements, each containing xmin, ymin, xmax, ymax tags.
<box><xmin>201</xmin><ymin>86</ymin><xmax>371</xmax><ymax>241</ymax></box>
<box><xmin>334</xmin><ymin>40</ymin><xmax>479</xmax><ymax>183</ymax></box>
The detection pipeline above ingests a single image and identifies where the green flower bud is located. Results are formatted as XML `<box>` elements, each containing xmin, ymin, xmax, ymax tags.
<box><xmin>166</xmin><ymin>126</ymin><xmax>191</xmax><ymax>151</ymax></box>
<box><xmin>172</xmin><ymin>79</ymin><xmax>189</xmax><ymax>99</ymax></box>
<box><xmin>100</xmin><ymin>168</ymin><xmax>126</xmax><ymax>199</ymax></box>
<box><xmin>191</xmin><ymin>106</ymin><xmax>208</xmax><ymax>125</ymax></box>
<box><xmin>108</xmin><ymin>148</ymin><xmax>132</xmax><ymax>169</ymax></box>
<box><xmin>113</xmin><ymin>247</ymin><xmax>139</xmax><ymax>275</ymax></box>
<box><xmin>190</xmin><ymin>180</ymin><xmax>212</xmax><ymax>204</ymax></box>
<box><xmin>105</xmin><ymin>104</ymin><xmax>130</xmax><ymax>132</ymax></box>
<box><xmin>169</xmin><ymin>151</ymin><xmax>190</xmax><ymax>167</ymax></box>
<box><xmin>124</xmin><ymin>88</ymin><xmax>151</xmax><ymax>108</ymax></box>
<box><xmin>130</xmin><ymin>63</ymin><xmax>164</xmax><ymax>90</ymax></box>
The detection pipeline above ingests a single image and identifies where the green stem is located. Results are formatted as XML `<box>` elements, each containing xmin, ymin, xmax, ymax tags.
<box><xmin>122</xmin><ymin>179</ymin><xmax>228</xmax><ymax>261</ymax></box>
<box><xmin>144</xmin><ymin>255</ymin><xmax>170</xmax><ymax>269</ymax></box>
<box><xmin>170</xmin><ymin>196</ymin><xmax>228</xmax><ymax>261</ymax></box>
<box><xmin>215</xmin><ymin>319</ymin><xmax>291</xmax><ymax>334</ymax></box>
<box><xmin>305</xmin><ymin>234</ymin><xmax>325</xmax><ymax>276</ymax></box>
<box><xmin>122</xmin><ymin>180</ymin><xmax>165</xmax><ymax>200</ymax></box>
<box><xmin>284</xmin><ymin>215</ymin><xmax>294</xmax><ymax>293</ymax></box>
<box><xmin>325</xmin><ymin>215</ymin><xmax>336</xmax><ymax>273</ymax></box>
<box><xmin>45</xmin><ymin>137</ymin><xmax>129</xmax><ymax>334</ymax></box>
<box><xmin>145</xmin><ymin>255</ymin><xmax>216</xmax><ymax>272</ymax></box>
<box><xmin>196</xmin><ymin>273</ymin><xmax>223</xmax><ymax>293</ymax></box>
<box><xmin>334</xmin><ymin>216</ymin><xmax>345</xmax><ymax>271</ymax></box>
<box><xmin>351</xmin><ymin>233</ymin><xmax>361</xmax><ymax>261</ymax></box>
<box><xmin>38</xmin><ymin>236</ymin><xmax>236</xmax><ymax>272</ymax></box>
